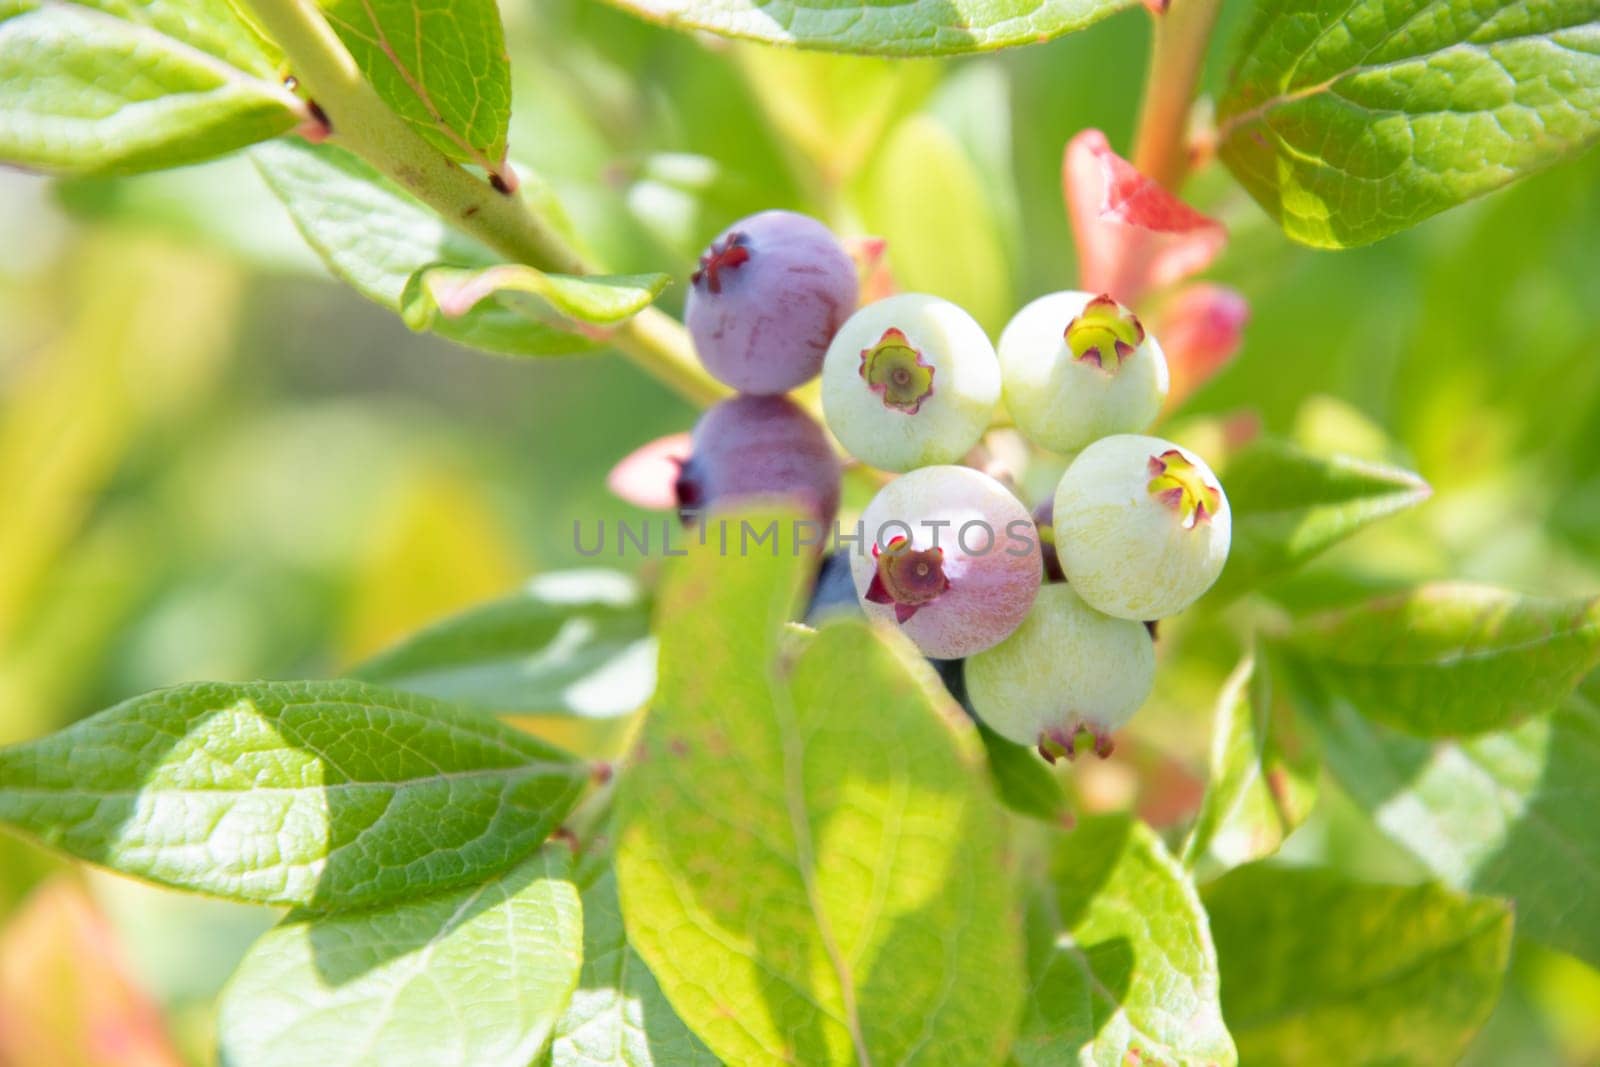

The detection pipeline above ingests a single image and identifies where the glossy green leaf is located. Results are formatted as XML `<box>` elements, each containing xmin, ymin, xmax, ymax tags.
<box><xmin>543</xmin><ymin>856</ymin><xmax>717</xmax><ymax>1067</ymax></box>
<box><xmin>0</xmin><ymin>680</ymin><xmax>589</xmax><ymax>908</ymax></box>
<box><xmin>599</xmin><ymin>0</ymin><xmax>1134</xmax><ymax>56</ymax></box>
<box><xmin>217</xmin><ymin>845</ymin><xmax>582</xmax><ymax>1067</ymax></box>
<box><xmin>1206</xmin><ymin>865</ymin><xmax>1512</xmax><ymax>1067</ymax></box>
<box><xmin>402</xmin><ymin>264</ymin><xmax>669</xmax><ymax>333</ymax></box>
<box><xmin>1181</xmin><ymin>651</ymin><xmax>1317</xmax><ymax>882</ymax></box>
<box><xmin>251</xmin><ymin>139</ymin><xmax>602</xmax><ymax>356</ymax></box>
<box><xmin>1282</xmin><ymin>582</ymin><xmax>1600</xmax><ymax>735</ymax></box>
<box><xmin>352</xmin><ymin>570</ymin><xmax>657</xmax><ymax>719</ymax></box>
<box><xmin>1212</xmin><ymin>437</ymin><xmax>1430</xmax><ymax>601</ymax></box>
<box><xmin>1293</xmin><ymin>664</ymin><xmax>1600</xmax><ymax>969</ymax></box>
<box><xmin>614</xmin><ymin>510</ymin><xmax>1024</xmax><ymax>1067</ymax></box>
<box><xmin>0</xmin><ymin>0</ymin><xmax>298</xmax><ymax>176</ymax></box>
<box><xmin>55</xmin><ymin>0</ymin><xmax>281</xmax><ymax>75</ymax></box>
<box><xmin>1015</xmin><ymin>815</ymin><xmax>1236</xmax><ymax>1067</ymax></box>
<box><xmin>1217</xmin><ymin>0</ymin><xmax>1600</xmax><ymax>247</ymax></box>
<box><xmin>323</xmin><ymin>0</ymin><xmax>512</xmax><ymax>170</ymax></box>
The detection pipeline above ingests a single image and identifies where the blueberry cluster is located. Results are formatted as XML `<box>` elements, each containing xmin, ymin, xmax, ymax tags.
<box><xmin>679</xmin><ymin>211</ymin><xmax>1231</xmax><ymax>762</ymax></box>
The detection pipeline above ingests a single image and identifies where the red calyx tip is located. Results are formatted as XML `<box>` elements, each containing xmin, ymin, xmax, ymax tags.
<box><xmin>692</xmin><ymin>233</ymin><xmax>751</xmax><ymax>294</ymax></box>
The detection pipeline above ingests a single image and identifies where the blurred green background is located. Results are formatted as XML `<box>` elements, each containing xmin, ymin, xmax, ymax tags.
<box><xmin>2</xmin><ymin>1</ymin><xmax>1599</xmax><ymax>1062</ymax></box>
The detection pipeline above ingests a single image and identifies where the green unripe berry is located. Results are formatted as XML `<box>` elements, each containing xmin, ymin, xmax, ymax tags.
<box><xmin>821</xmin><ymin>293</ymin><xmax>1000</xmax><ymax>472</ymax></box>
<box><xmin>966</xmin><ymin>583</ymin><xmax>1155</xmax><ymax>761</ymax></box>
<box><xmin>1052</xmin><ymin>434</ymin><xmax>1231</xmax><ymax>620</ymax></box>
<box><xmin>998</xmin><ymin>291</ymin><xmax>1168</xmax><ymax>454</ymax></box>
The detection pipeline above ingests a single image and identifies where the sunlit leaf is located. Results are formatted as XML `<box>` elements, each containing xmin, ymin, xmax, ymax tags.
<box><xmin>615</xmin><ymin>509</ymin><xmax>1024</xmax><ymax>1067</ymax></box>
<box><xmin>0</xmin><ymin>680</ymin><xmax>589</xmax><ymax>908</ymax></box>
<box><xmin>1282</xmin><ymin>582</ymin><xmax>1600</xmax><ymax>735</ymax></box>
<box><xmin>1293</xmin><ymin>663</ymin><xmax>1600</xmax><ymax>969</ymax></box>
<box><xmin>0</xmin><ymin>0</ymin><xmax>298</xmax><ymax>175</ymax></box>
<box><xmin>1217</xmin><ymin>0</ymin><xmax>1600</xmax><ymax>247</ymax></box>
<box><xmin>1015</xmin><ymin>815</ymin><xmax>1236</xmax><ymax>1067</ymax></box>
<box><xmin>324</xmin><ymin>0</ymin><xmax>512</xmax><ymax>171</ymax></box>
<box><xmin>543</xmin><ymin>855</ymin><xmax>717</xmax><ymax>1067</ymax></box>
<box><xmin>218</xmin><ymin>846</ymin><xmax>582</xmax><ymax>1067</ymax></box>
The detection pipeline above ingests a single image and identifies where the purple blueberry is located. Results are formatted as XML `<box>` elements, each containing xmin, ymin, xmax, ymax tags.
<box><xmin>685</xmin><ymin>211</ymin><xmax>858</xmax><ymax>395</ymax></box>
<box><xmin>674</xmin><ymin>394</ymin><xmax>841</xmax><ymax>529</ymax></box>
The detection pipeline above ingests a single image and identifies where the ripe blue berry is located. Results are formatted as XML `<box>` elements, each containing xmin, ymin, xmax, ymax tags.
<box><xmin>849</xmin><ymin>465</ymin><xmax>1040</xmax><ymax>658</ymax></box>
<box><xmin>1052</xmin><ymin>434</ymin><xmax>1230</xmax><ymax>620</ymax></box>
<box><xmin>998</xmin><ymin>291</ymin><xmax>1168</xmax><ymax>453</ymax></box>
<box><xmin>675</xmin><ymin>395</ymin><xmax>841</xmax><ymax>529</ymax></box>
<box><xmin>966</xmin><ymin>583</ymin><xmax>1155</xmax><ymax>762</ymax></box>
<box><xmin>685</xmin><ymin>211</ymin><xmax>858</xmax><ymax>395</ymax></box>
<box><xmin>822</xmin><ymin>294</ymin><xmax>1001</xmax><ymax>472</ymax></box>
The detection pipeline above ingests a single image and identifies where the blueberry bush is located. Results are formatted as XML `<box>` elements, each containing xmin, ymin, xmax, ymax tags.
<box><xmin>1</xmin><ymin>0</ymin><xmax>1599</xmax><ymax>1063</ymax></box>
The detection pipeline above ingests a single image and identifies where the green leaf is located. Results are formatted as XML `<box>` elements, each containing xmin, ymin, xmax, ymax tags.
<box><xmin>351</xmin><ymin>570</ymin><xmax>657</xmax><ymax>719</ymax></box>
<box><xmin>0</xmin><ymin>0</ymin><xmax>298</xmax><ymax>176</ymax></box>
<box><xmin>401</xmin><ymin>264</ymin><xmax>669</xmax><ymax>333</ymax></box>
<box><xmin>1291</xmin><ymin>664</ymin><xmax>1600</xmax><ymax>969</ymax></box>
<box><xmin>1205</xmin><ymin>865</ymin><xmax>1512</xmax><ymax>1067</ymax></box>
<box><xmin>0</xmin><ymin>680</ymin><xmax>589</xmax><ymax>908</ymax></box>
<box><xmin>1281</xmin><ymin>582</ymin><xmax>1600</xmax><ymax>736</ymax></box>
<box><xmin>1211</xmin><ymin>437</ymin><xmax>1430</xmax><ymax>601</ymax></box>
<box><xmin>599</xmin><ymin>0</ymin><xmax>1134</xmax><ymax>56</ymax></box>
<box><xmin>544</xmin><ymin>856</ymin><xmax>717</xmax><ymax>1067</ymax></box>
<box><xmin>1181</xmin><ymin>651</ymin><xmax>1317</xmax><ymax>882</ymax></box>
<box><xmin>1217</xmin><ymin>0</ymin><xmax>1600</xmax><ymax>248</ymax></box>
<box><xmin>217</xmin><ymin>845</ymin><xmax>582</xmax><ymax>1067</ymax></box>
<box><xmin>251</xmin><ymin>139</ymin><xmax>604</xmax><ymax>356</ymax></box>
<box><xmin>977</xmin><ymin>722</ymin><xmax>1073</xmax><ymax>827</ymax></box>
<box><xmin>323</xmin><ymin>0</ymin><xmax>511</xmax><ymax>171</ymax></box>
<box><xmin>614</xmin><ymin>510</ymin><xmax>1024</xmax><ymax>1067</ymax></box>
<box><xmin>1015</xmin><ymin>815</ymin><xmax>1236</xmax><ymax>1067</ymax></box>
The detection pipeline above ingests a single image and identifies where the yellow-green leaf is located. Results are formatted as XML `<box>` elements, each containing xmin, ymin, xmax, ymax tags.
<box><xmin>614</xmin><ymin>509</ymin><xmax>1024</xmax><ymax>1067</ymax></box>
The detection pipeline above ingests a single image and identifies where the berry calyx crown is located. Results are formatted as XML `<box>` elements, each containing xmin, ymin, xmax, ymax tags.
<box><xmin>691</xmin><ymin>232</ymin><xmax>750</xmax><ymax>294</ymax></box>
<box><xmin>865</xmin><ymin>536</ymin><xmax>949</xmax><ymax>623</ymax></box>
<box><xmin>1065</xmin><ymin>294</ymin><xmax>1145</xmax><ymax>372</ymax></box>
<box><xmin>1147</xmin><ymin>449</ymin><xmax>1221</xmax><ymax>529</ymax></box>
<box><xmin>860</xmin><ymin>328</ymin><xmax>936</xmax><ymax>414</ymax></box>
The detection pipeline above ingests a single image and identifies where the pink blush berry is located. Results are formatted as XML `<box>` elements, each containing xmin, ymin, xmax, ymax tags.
<box><xmin>849</xmin><ymin>465</ymin><xmax>1041</xmax><ymax>659</ymax></box>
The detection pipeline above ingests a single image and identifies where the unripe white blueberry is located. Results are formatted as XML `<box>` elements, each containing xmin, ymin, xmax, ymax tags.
<box><xmin>848</xmin><ymin>465</ymin><xmax>1041</xmax><ymax>659</ymax></box>
<box><xmin>998</xmin><ymin>291</ymin><xmax>1168</xmax><ymax>453</ymax></box>
<box><xmin>966</xmin><ymin>583</ymin><xmax>1155</xmax><ymax>762</ymax></box>
<box><xmin>1052</xmin><ymin>434</ymin><xmax>1231</xmax><ymax>620</ymax></box>
<box><xmin>821</xmin><ymin>293</ymin><xmax>1001</xmax><ymax>472</ymax></box>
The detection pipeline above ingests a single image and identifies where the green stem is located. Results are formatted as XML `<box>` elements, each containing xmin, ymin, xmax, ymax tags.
<box><xmin>1131</xmin><ymin>0</ymin><xmax>1226</xmax><ymax>191</ymax></box>
<box><xmin>239</xmin><ymin>0</ymin><xmax>725</xmax><ymax>405</ymax></box>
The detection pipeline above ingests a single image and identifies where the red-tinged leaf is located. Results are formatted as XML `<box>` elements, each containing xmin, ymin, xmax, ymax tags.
<box><xmin>844</xmin><ymin>234</ymin><xmax>897</xmax><ymax>304</ymax></box>
<box><xmin>0</xmin><ymin>879</ymin><xmax>184</xmax><ymax>1067</ymax></box>
<box><xmin>1158</xmin><ymin>283</ymin><xmax>1251</xmax><ymax>410</ymax></box>
<box><xmin>607</xmin><ymin>432</ymin><xmax>692</xmax><ymax>511</ymax></box>
<box><xmin>1063</xmin><ymin>129</ymin><xmax>1226</xmax><ymax>304</ymax></box>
